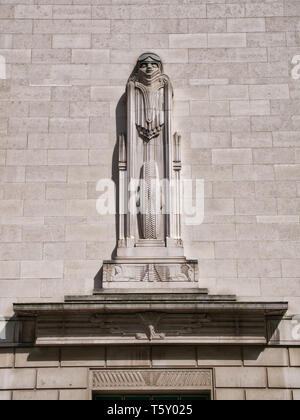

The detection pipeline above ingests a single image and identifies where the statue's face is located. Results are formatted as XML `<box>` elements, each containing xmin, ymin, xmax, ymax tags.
<box><xmin>138</xmin><ymin>59</ymin><xmax>161</xmax><ymax>82</ymax></box>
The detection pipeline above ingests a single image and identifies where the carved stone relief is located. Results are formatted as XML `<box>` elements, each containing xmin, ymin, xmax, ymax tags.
<box><xmin>103</xmin><ymin>262</ymin><xmax>199</xmax><ymax>283</ymax></box>
<box><xmin>91</xmin><ymin>369</ymin><xmax>213</xmax><ymax>390</ymax></box>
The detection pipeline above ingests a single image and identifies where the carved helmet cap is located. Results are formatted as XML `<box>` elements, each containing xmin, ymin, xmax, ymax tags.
<box><xmin>137</xmin><ymin>52</ymin><xmax>163</xmax><ymax>71</ymax></box>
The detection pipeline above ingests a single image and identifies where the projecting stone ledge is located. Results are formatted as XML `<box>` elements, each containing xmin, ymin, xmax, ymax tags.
<box><xmin>13</xmin><ymin>291</ymin><xmax>288</xmax><ymax>347</ymax></box>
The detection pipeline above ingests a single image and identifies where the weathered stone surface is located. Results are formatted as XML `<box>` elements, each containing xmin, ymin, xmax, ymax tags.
<box><xmin>216</xmin><ymin>389</ymin><xmax>245</xmax><ymax>401</ymax></box>
<box><xmin>0</xmin><ymin>349</ymin><xmax>14</xmax><ymax>368</ymax></box>
<box><xmin>107</xmin><ymin>346</ymin><xmax>150</xmax><ymax>368</ymax></box>
<box><xmin>61</xmin><ymin>347</ymin><xmax>105</xmax><ymax>367</ymax></box>
<box><xmin>13</xmin><ymin>391</ymin><xmax>58</xmax><ymax>401</ymax></box>
<box><xmin>15</xmin><ymin>348</ymin><xmax>59</xmax><ymax>368</ymax></box>
<box><xmin>243</xmin><ymin>347</ymin><xmax>289</xmax><ymax>367</ymax></box>
<box><xmin>59</xmin><ymin>390</ymin><xmax>89</xmax><ymax>401</ymax></box>
<box><xmin>0</xmin><ymin>391</ymin><xmax>11</xmax><ymax>400</ymax></box>
<box><xmin>0</xmin><ymin>369</ymin><xmax>36</xmax><ymax>390</ymax></box>
<box><xmin>289</xmin><ymin>349</ymin><xmax>300</xmax><ymax>367</ymax></box>
<box><xmin>215</xmin><ymin>368</ymin><xmax>267</xmax><ymax>388</ymax></box>
<box><xmin>152</xmin><ymin>346</ymin><xmax>196</xmax><ymax>367</ymax></box>
<box><xmin>37</xmin><ymin>368</ymin><xmax>88</xmax><ymax>389</ymax></box>
<box><xmin>268</xmin><ymin>368</ymin><xmax>300</xmax><ymax>388</ymax></box>
<box><xmin>198</xmin><ymin>346</ymin><xmax>242</xmax><ymax>366</ymax></box>
<box><xmin>246</xmin><ymin>390</ymin><xmax>291</xmax><ymax>401</ymax></box>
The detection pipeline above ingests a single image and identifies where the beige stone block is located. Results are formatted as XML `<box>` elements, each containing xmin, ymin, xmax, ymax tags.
<box><xmin>37</xmin><ymin>368</ymin><xmax>88</xmax><ymax>389</ymax></box>
<box><xmin>227</xmin><ymin>18</ymin><xmax>266</xmax><ymax>32</ymax></box>
<box><xmin>212</xmin><ymin>149</ymin><xmax>252</xmax><ymax>165</ymax></box>
<box><xmin>26</xmin><ymin>166</ymin><xmax>67</xmax><ymax>183</ymax></box>
<box><xmin>0</xmin><ymin>262</ymin><xmax>19</xmax><ymax>279</ymax></box>
<box><xmin>246</xmin><ymin>390</ymin><xmax>291</xmax><ymax>401</ymax></box>
<box><xmin>170</xmin><ymin>34</ymin><xmax>207</xmax><ymax>49</ymax></box>
<box><xmin>282</xmin><ymin>260</ymin><xmax>300</xmax><ymax>277</ymax></box>
<box><xmin>208</xmin><ymin>34</ymin><xmax>246</xmax><ymax>48</ymax></box>
<box><xmin>16</xmin><ymin>348</ymin><xmax>59</xmax><ymax>368</ymax></box>
<box><xmin>247</xmin><ymin>33</ymin><xmax>286</xmax><ymax>48</ymax></box>
<box><xmin>0</xmin><ymin>369</ymin><xmax>36</xmax><ymax>390</ymax></box>
<box><xmin>93</xmin><ymin>5</ymin><xmax>131</xmax><ymax>19</ymax></box>
<box><xmin>0</xmin><ymin>279</ymin><xmax>40</xmax><ymax>298</ymax></box>
<box><xmin>236</xmin><ymin>198</ymin><xmax>277</xmax><ymax>215</ymax></box>
<box><xmin>44</xmin><ymin>242</ymin><xmax>86</xmax><ymax>261</ymax></box>
<box><xmin>210</xmin><ymin>85</ymin><xmax>248</xmax><ymax>101</ymax></box>
<box><xmin>0</xmin><ymin>200</ymin><xmax>23</xmax><ymax>217</ymax></box>
<box><xmin>293</xmin><ymin>390</ymin><xmax>300</xmax><ymax>400</ymax></box>
<box><xmin>200</xmin><ymin>260</ymin><xmax>237</xmax><ymax>278</ymax></box>
<box><xmin>189</xmin><ymin>18</ymin><xmax>226</xmax><ymax>33</ymax></box>
<box><xmin>13</xmin><ymin>390</ymin><xmax>58</xmax><ymax>401</ymax></box>
<box><xmin>250</xmin><ymin>85</ymin><xmax>289</xmax><ymax>100</ymax></box>
<box><xmin>215</xmin><ymin>368</ymin><xmax>267</xmax><ymax>388</ymax></box>
<box><xmin>49</xmin><ymin>118</ymin><xmax>89</xmax><ymax>134</ymax></box>
<box><xmin>275</xmin><ymin>165</ymin><xmax>300</xmax><ymax>181</ymax></box>
<box><xmin>152</xmin><ymin>346</ymin><xmax>196</xmax><ymax>367</ymax></box>
<box><xmin>197</xmin><ymin>346</ymin><xmax>242</xmax><ymax>367</ymax></box>
<box><xmin>175</xmin><ymin>87</ymin><xmax>208</xmax><ymax>101</ymax></box>
<box><xmin>0</xmin><ymin>226</ymin><xmax>22</xmax><ymax>242</ymax></box>
<box><xmin>66</xmin><ymin>224</ymin><xmax>113</xmax><ymax>242</ymax></box>
<box><xmin>21</xmin><ymin>261</ymin><xmax>63</xmax><ymax>279</ymax></box>
<box><xmin>207</xmin><ymin>4</ymin><xmax>244</xmax><ymax>18</ymax></box>
<box><xmin>230</xmin><ymin>101</ymin><xmax>270</xmax><ymax>116</ymax></box>
<box><xmin>23</xmin><ymin>226</ymin><xmax>64</xmax><ymax>242</ymax></box>
<box><xmin>215</xmin><ymin>241</ymin><xmax>259</xmax><ymax>260</ymax></box>
<box><xmin>0</xmin><ymin>243</ymin><xmax>42</xmax><ymax>261</ymax></box>
<box><xmin>48</xmin><ymin>150</ymin><xmax>88</xmax><ymax>166</ymax></box>
<box><xmin>216</xmin><ymin>389</ymin><xmax>245</xmax><ymax>401</ymax></box>
<box><xmin>63</xmin><ymin>260</ymin><xmax>100</xmax><ymax>281</ymax></box>
<box><xmin>190</xmin><ymin>101</ymin><xmax>229</xmax><ymax>117</ymax></box>
<box><xmin>211</xmin><ymin>117</ymin><xmax>250</xmax><ymax>133</ymax></box>
<box><xmin>61</xmin><ymin>347</ymin><xmax>105</xmax><ymax>367</ymax></box>
<box><xmin>107</xmin><ymin>347</ymin><xmax>150</xmax><ymax>368</ymax></box>
<box><xmin>254</xmin><ymin>149</ymin><xmax>295</xmax><ymax>164</ymax></box>
<box><xmin>190</xmin><ymin>224</ymin><xmax>236</xmax><ymax>242</ymax></box>
<box><xmin>53</xmin><ymin>35</ymin><xmax>90</xmax><ymax>49</ymax></box>
<box><xmin>86</xmin><ymin>241</ymin><xmax>116</xmax><ymax>260</ymax></box>
<box><xmin>195</xmin><ymin>133</ymin><xmax>228</xmax><ymax>149</ymax></box>
<box><xmin>46</xmin><ymin>184</ymin><xmax>86</xmax><ymax>200</ymax></box>
<box><xmin>238</xmin><ymin>259</ymin><xmax>281</xmax><ymax>278</ymax></box>
<box><xmin>268</xmin><ymin>368</ymin><xmax>300</xmax><ymax>388</ymax></box>
<box><xmin>91</xmin><ymin>86</ymin><xmax>124</xmax><ymax>102</ymax></box>
<box><xmin>233</xmin><ymin>165</ymin><xmax>274</xmax><ymax>181</ymax></box>
<box><xmin>3</xmin><ymin>184</ymin><xmax>45</xmax><ymax>201</ymax></box>
<box><xmin>60</xmin><ymin>390</ymin><xmax>88</xmax><ymax>401</ymax></box>
<box><xmin>23</xmin><ymin>200</ymin><xmax>66</xmax><ymax>217</ymax></box>
<box><xmin>246</xmin><ymin>2</ymin><xmax>284</xmax><ymax>17</ymax></box>
<box><xmin>244</xmin><ymin>347</ymin><xmax>289</xmax><ymax>367</ymax></box>
<box><xmin>289</xmin><ymin>349</ymin><xmax>300</xmax><ymax>366</ymax></box>
<box><xmin>0</xmin><ymin>391</ymin><xmax>11</xmax><ymax>400</ymax></box>
<box><xmin>0</xmin><ymin>349</ymin><xmax>14</xmax><ymax>368</ymax></box>
<box><xmin>214</xmin><ymin>278</ymin><xmax>260</xmax><ymax>297</ymax></box>
<box><xmin>0</xmin><ymin>167</ymin><xmax>25</xmax><ymax>183</ymax></box>
<box><xmin>68</xmin><ymin>165</ymin><xmax>111</xmax><ymax>183</ymax></box>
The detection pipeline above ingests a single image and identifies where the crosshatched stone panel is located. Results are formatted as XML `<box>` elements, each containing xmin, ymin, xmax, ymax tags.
<box><xmin>91</xmin><ymin>369</ymin><xmax>213</xmax><ymax>391</ymax></box>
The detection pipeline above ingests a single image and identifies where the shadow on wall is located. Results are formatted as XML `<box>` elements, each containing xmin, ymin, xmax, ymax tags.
<box><xmin>93</xmin><ymin>93</ymin><xmax>127</xmax><ymax>291</ymax></box>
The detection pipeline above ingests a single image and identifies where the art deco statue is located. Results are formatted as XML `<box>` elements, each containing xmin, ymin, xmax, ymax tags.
<box><xmin>103</xmin><ymin>53</ymin><xmax>198</xmax><ymax>285</ymax></box>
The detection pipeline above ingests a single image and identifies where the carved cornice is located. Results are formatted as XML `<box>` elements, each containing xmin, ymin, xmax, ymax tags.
<box><xmin>13</xmin><ymin>291</ymin><xmax>287</xmax><ymax>346</ymax></box>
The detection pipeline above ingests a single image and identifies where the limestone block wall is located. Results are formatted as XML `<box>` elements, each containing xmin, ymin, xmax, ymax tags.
<box><xmin>1</xmin><ymin>0</ymin><xmax>300</xmax><ymax>317</ymax></box>
<box><xmin>0</xmin><ymin>346</ymin><xmax>299</xmax><ymax>400</ymax></box>
<box><xmin>0</xmin><ymin>0</ymin><xmax>300</xmax><ymax>397</ymax></box>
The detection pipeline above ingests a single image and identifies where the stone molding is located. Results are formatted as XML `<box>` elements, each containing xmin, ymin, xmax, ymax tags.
<box><xmin>91</xmin><ymin>369</ymin><xmax>213</xmax><ymax>391</ymax></box>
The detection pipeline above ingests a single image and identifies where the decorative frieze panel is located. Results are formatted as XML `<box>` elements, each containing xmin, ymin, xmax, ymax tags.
<box><xmin>91</xmin><ymin>369</ymin><xmax>213</xmax><ymax>391</ymax></box>
<box><xmin>103</xmin><ymin>262</ymin><xmax>199</xmax><ymax>283</ymax></box>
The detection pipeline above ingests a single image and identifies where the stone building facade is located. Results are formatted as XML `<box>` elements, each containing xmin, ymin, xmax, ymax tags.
<box><xmin>1</xmin><ymin>0</ymin><xmax>300</xmax><ymax>401</ymax></box>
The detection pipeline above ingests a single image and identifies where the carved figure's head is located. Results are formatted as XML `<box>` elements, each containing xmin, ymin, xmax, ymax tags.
<box><xmin>136</xmin><ymin>52</ymin><xmax>163</xmax><ymax>85</ymax></box>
